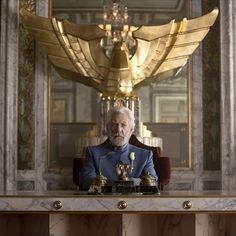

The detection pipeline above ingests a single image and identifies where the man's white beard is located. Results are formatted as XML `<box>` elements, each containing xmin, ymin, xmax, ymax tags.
<box><xmin>109</xmin><ymin>135</ymin><xmax>130</xmax><ymax>147</ymax></box>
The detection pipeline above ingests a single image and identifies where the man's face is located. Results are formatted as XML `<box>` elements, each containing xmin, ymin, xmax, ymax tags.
<box><xmin>107</xmin><ymin>112</ymin><xmax>133</xmax><ymax>147</ymax></box>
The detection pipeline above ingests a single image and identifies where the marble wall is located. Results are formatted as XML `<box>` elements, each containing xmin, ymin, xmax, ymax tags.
<box><xmin>1</xmin><ymin>0</ymin><xmax>236</xmax><ymax>192</ymax></box>
<box><xmin>220</xmin><ymin>0</ymin><xmax>236</xmax><ymax>191</ymax></box>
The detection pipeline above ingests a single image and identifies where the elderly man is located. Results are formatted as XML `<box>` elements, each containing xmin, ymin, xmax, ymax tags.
<box><xmin>79</xmin><ymin>106</ymin><xmax>158</xmax><ymax>190</ymax></box>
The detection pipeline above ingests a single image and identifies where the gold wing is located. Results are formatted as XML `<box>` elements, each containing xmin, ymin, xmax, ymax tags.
<box><xmin>131</xmin><ymin>8</ymin><xmax>219</xmax><ymax>89</ymax></box>
<box><xmin>20</xmin><ymin>9</ymin><xmax>109</xmax><ymax>93</ymax></box>
<box><xmin>20</xmin><ymin>8</ymin><xmax>219</xmax><ymax>96</ymax></box>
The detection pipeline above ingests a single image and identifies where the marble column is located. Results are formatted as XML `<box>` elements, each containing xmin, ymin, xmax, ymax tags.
<box><xmin>220</xmin><ymin>0</ymin><xmax>236</xmax><ymax>191</ymax></box>
<box><xmin>31</xmin><ymin>0</ymin><xmax>49</xmax><ymax>191</ymax></box>
<box><xmin>1</xmin><ymin>0</ymin><xmax>50</xmax><ymax>192</ymax></box>
<box><xmin>190</xmin><ymin>0</ymin><xmax>204</xmax><ymax>191</ymax></box>
<box><xmin>0</xmin><ymin>0</ymin><xmax>20</xmax><ymax>191</ymax></box>
<box><xmin>170</xmin><ymin>0</ymin><xmax>204</xmax><ymax>191</ymax></box>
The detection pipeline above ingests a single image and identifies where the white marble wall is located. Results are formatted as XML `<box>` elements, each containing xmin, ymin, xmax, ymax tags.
<box><xmin>0</xmin><ymin>0</ymin><xmax>7</xmax><ymax>191</ymax></box>
<box><xmin>220</xmin><ymin>0</ymin><xmax>236</xmax><ymax>191</ymax></box>
<box><xmin>32</xmin><ymin>0</ymin><xmax>49</xmax><ymax>192</ymax></box>
<box><xmin>168</xmin><ymin>0</ymin><xmax>205</xmax><ymax>192</ymax></box>
<box><xmin>0</xmin><ymin>0</ymin><xmax>19</xmax><ymax>191</ymax></box>
<box><xmin>0</xmin><ymin>0</ymin><xmax>50</xmax><ymax>192</ymax></box>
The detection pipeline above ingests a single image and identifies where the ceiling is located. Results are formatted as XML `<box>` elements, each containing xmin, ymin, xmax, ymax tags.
<box><xmin>52</xmin><ymin>0</ymin><xmax>188</xmax><ymax>25</ymax></box>
<box><xmin>52</xmin><ymin>0</ymin><xmax>186</xmax><ymax>12</ymax></box>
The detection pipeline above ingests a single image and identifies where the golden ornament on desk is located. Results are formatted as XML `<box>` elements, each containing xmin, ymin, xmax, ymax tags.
<box><xmin>140</xmin><ymin>172</ymin><xmax>156</xmax><ymax>187</ymax></box>
<box><xmin>92</xmin><ymin>173</ymin><xmax>107</xmax><ymax>187</ymax></box>
<box><xmin>88</xmin><ymin>173</ymin><xmax>107</xmax><ymax>193</ymax></box>
<box><xmin>116</xmin><ymin>161</ymin><xmax>131</xmax><ymax>181</ymax></box>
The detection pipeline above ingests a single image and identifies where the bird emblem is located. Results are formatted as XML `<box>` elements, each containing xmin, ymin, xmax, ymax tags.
<box><xmin>20</xmin><ymin>8</ymin><xmax>218</xmax><ymax>97</ymax></box>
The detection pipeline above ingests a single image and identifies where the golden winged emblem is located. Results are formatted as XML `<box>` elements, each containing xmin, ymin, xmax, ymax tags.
<box><xmin>20</xmin><ymin>8</ymin><xmax>218</xmax><ymax>97</ymax></box>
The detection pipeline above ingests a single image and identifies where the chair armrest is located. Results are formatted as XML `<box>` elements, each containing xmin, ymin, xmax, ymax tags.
<box><xmin>73</xmin><ymin>157</ymin><xmax>85</xmax><ymax>186</ymax></box>
<box><xmin>155</xmin><ymin>157</ymin><xmax>171</xmax><ymax>190</ymax></box>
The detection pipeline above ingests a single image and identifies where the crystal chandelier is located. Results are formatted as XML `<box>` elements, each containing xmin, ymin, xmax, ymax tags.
<box><xmin>100</xmin><ymin>0</ymin><xmax>136</xmax><ymax>58</ymax></box>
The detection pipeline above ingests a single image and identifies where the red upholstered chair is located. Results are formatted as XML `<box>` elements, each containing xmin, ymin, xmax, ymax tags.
<box><xmin>73</xmin><ymin>134</ymin><xmax>171</xmax><ymax>190</ymax></box>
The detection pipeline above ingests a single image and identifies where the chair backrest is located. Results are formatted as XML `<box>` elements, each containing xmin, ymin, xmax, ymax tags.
<box><xmin>128</xmin><ymin>135</ymin><xmax>171</xmax><ymax>190</ymax></box>
<box><xmin>73</xmin><ymin>134</ymin><xmax>171</xmax><ymax>190</ymax></box>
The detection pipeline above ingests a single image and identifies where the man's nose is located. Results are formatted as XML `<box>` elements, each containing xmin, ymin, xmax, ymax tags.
<box><xmin>114</xmin><ymin>124</ymin><xmax>122</xmax><ymax>132</ymax></box>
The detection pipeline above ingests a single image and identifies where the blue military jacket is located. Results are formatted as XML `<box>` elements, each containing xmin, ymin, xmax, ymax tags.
<box><xmin>79</xmin><ymin>141</ymin><xmax>158</xmax><ymax>190</ymax></box>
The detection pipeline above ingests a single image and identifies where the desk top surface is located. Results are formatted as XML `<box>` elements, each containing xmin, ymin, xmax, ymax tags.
<box><xmin>0</xmin><ymin>191</ymin><xmax>236</xmax><ymax>212</ymax></box>
<box><xmin>0</xmin><ymin>190</ymin><xmax>235</xmax><ymax>197</ymax></box>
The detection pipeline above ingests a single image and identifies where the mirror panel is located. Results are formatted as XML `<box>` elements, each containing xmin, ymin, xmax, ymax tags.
<box><xmin>50</xmin><ymin>0</ymin><xmax>189</xmax><ymax>169</ymax></box>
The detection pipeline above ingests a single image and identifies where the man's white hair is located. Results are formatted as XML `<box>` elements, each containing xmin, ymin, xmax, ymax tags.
<box><xmin>106</xmin><ymin>106</ymin><xmax>135</xmax><ymax>130</ymax></box>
